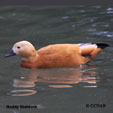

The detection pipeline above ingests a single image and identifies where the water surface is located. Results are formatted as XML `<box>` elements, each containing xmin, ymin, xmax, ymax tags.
<box><xmin>0</xmin><ymin>5</ymin><xmax>113</xmax><ymax>113</ymax></box>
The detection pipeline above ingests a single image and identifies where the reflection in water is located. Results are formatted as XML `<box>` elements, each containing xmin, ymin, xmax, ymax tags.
<box><xmin>83</xmin><ymin>86</ymin><xmax>97</xmax><ymax>88</ymax></box>
<box><xmin>48</xmin><ymin>85</ymin><xmax>73</xmax><ymax>88</ymax></box>
<box><xmin>13</xmin><ymin>79</ymin><xmax>35</xmax><ymax>88</ymax></box>
<box><xmin>11</xmin><ymin>65</ymin><xmax>99</xmax><ymax>96</ymax></box>
<box><xmin>10</xmin><ymin>90</ymin><xmax>37</xmax><ymax>96</ymax></box>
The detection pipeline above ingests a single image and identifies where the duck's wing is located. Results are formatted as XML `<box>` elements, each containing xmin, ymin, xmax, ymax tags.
<box><xmin>37</xmin><ymin>45</ymin><xmax>57</xmax><ymax>55</ymax></box>
<box><xmin>37</xmin><ymin>44</ymin><xmax>80</xmax><ymax>56</ymax></box>
<box><xmin>78</xmin><ymin>43</ymin><xmax>109</xmax><ymax>60</ymax></box>
<box><xmin>37</xmin><ymin>43</ymin><xmax>109</xmax><ymax>60</ymax></box>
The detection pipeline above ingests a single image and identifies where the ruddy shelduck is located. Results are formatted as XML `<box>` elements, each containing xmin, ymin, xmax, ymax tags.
<box><xmin>5</xmin><ymin>41</ymin><xmax>109</xmax><ymax>68</ymax></box>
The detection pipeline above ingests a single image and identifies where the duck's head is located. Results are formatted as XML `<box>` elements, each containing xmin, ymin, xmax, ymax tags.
<box><xmin>5</xmin><ymin>41</ymin><xmax>37</xmax><ymax>58</ymax></box>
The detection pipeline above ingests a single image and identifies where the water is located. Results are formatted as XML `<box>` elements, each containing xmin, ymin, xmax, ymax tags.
<box><xmin>0</xmin><ymin>5</ymin><xmax>113</xmax><ymax>113</ymax></box>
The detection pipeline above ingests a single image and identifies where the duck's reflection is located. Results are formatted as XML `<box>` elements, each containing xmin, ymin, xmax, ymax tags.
<box><xmin>10</xmin><ymin>89</ymin><xmax>37</xmax><ymax>96</ymax></box>
<box><xmin>13</xmin><ymin>79</ymin><xmax>35</xmax><ymax>88</ymax></box>
<box><xmin>11</xmin><ymin>65</ymin><xmax>99</xmax><ymax>96</ymax></box>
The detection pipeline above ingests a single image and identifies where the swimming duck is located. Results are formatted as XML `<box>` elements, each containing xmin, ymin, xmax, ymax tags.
<box><xmin>5</xmin><ymin>41</ymin><xmax>109</xmax><ymax>68</ymax></box>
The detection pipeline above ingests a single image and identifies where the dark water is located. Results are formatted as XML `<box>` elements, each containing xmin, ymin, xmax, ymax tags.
<box><xmin>0</xmin><ymin>6</ymin><xmax>113</xmax><ymax>113</ymax></box>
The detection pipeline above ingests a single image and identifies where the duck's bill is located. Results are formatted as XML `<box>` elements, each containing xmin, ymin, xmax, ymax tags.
<box><xmin>5</xmin><ymin>50</ymin><xmax>16</xmax><ymax>57</ymax></box>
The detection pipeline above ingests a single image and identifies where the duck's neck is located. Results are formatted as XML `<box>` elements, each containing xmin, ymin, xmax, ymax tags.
<box><xmin>21</xmin><ymin>52</ymin><xmax>38</xmax><ymax>63</ymax></box>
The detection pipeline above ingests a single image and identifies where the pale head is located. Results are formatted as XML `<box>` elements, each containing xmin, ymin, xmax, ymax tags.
<box><xmin>5</xmin><ymin>41</ymin><xmax>38</xmax><ymax>62</ymax></box>
<box><xmin>12</xmin><ymin>41</ymin><xmax>36</xmax><ymax>57</ymax></box>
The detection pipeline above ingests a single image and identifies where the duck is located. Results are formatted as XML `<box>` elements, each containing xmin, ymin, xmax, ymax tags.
<box><xmin>5</xmin><ymin>41</ymin><xmax>109</xmax><ymax>68</ymax></box>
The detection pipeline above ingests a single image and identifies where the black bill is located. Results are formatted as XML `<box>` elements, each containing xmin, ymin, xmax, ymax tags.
<box><xmin>5</xmin><ymin>50</ymin><xmax>16</xmax><ymax>57</ymax></box>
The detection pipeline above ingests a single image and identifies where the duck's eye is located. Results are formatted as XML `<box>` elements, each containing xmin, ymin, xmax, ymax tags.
<box><xmin>17</xmin><ymin>46</ymin><xmax>21</xmax><ymax>49</ymax></box>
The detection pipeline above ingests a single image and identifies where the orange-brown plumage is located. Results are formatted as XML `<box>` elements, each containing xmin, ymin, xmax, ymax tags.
<box><xmin>5</xmin><ymin>41</ymin><xmax>109</xmax><ymax>68</ymax></box>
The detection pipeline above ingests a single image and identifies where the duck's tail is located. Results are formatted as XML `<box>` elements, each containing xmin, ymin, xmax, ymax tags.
<box><xmin>95</xmin><ymin>43</ymin><xmax>109</xmax><ymax>49</ymax></box>
<box><xmin>79</xmin><ymin>43</ymin><xmax>109</xmax><ymax>61</ymax></box>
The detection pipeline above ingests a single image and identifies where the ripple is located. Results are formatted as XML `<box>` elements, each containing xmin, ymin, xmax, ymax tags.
<box><xmin>13</xmin><ymin>79</ymin><xmax>35</xmax><ymax>88</ymax></box>
<box><xmin>107</xmin><ymin>8</ymin><xmax>113</xmax><ymax>11</ymax></box>
<box><xmin>95</xmin><ymin>5</ymin><xmax>101</xmax><ymax>9</ymax></box>
<box><xmin>88</xmin><ymin>28</ymin><xmax>96</xmax><ymax>32</ymax></box>
<box><xmin>95</xmin><ymin>31</ymin><xmax>108</xmax><ymax>35</ymax></box>
<box><xmin>48</xmin><ymin>85</ymin><xmax>73</xmax><ymax>88</ymax></box>
<box><xmin>107</xmin><ymin>11</ymin><xmax>113</xmax><ymax>14</ymax></box>
<box><xmin>92</xmin><ymin>23</ymin><xmax>110</xmax><ymax>27</ymax></box>
<box><xmin>62</xmin><ymin>16</ymin><xmax>69</xmax><ymax>19</ymax></box>
<box><xmin>107</xmin><ymin>8</ymin><xmax>113</xmax><ymax>14</ymax></box>
<box><xmin>106</xmin><ymin>34</ymin><xmax>113</xmax><ymax>38</ymax></box>
<box><xmin>83</xmin><ymin>85</ymin><xmax>97</xmax><ymax>88</ymax></box>
<box><xmin>10</xmin><ymin>90</ymin><xmax>37</xmax><ymax>96</ymax></box>
<box><xmin>71</xmin><ymin>24</ymin><xmax>76</xmax><ymax>28</ymax></box>
<box><xmin>91</xmin><ymin>31</ymin><xmax>113</xmax><ymax>38</ymax></box>
<box><xmin>79</xmin><ymin>10</ymin><xmax>86</xmax><ymax>13</ymax></box>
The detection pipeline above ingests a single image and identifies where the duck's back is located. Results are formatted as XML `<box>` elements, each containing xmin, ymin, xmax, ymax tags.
<box><xmin>37</xmin><ymin>44</ymin><xmax>80</xmax><ymax>55</ymax></box>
